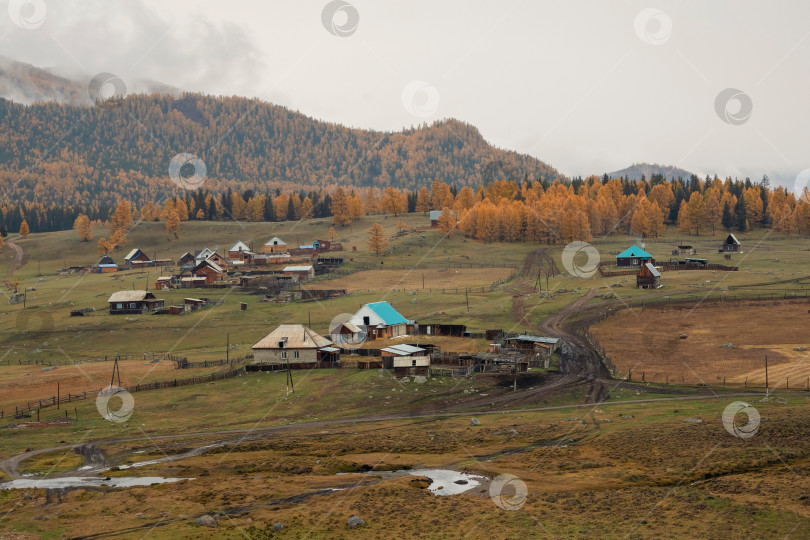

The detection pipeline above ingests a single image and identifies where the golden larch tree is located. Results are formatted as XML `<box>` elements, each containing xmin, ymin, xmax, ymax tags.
<box><xmin>367</xmin><ymin>223</ymin><xmax>388</xmax><ymax>255</ymax></box>
<box><xmin>19</xmin><ymin>219</ymin><xmax>29</xmax><ymax>237</ymax></box>
<box><xmin>73</xmin><ymin>214</ymin><xmax>92</xmax><ymax>242</ymax></box>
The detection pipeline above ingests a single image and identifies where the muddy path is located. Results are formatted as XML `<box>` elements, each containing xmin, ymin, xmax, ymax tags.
<box><xmin>5</xmin><ymin>238</ymin><xmax>26</xmax><ymax>277</ymax></box>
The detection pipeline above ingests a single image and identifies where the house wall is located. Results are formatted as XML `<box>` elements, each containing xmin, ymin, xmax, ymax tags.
<box><xmin>252</xmin><ymin>348</ymin><xmax>319</xmax><ymax>365</ymax></box>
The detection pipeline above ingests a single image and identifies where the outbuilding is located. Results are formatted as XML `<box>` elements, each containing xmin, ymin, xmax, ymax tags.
<box><xmin>636</xmin><ymin>262</ymin><xmax>661</xmax><ymax>289</ymax></box>
<box><xmin>349</xmin><ymin>301</ymin><xmax>409</xmax><ymax>339</ymax></box>
<box><xmin>283</xmin><ymin>265</ymin><xmax>315</xmax><ymax>281</ymax></box>
<box><xmin>722</xmin><ymin>234</ymin><xmax>741</xmax><ymax>253</ymax></box>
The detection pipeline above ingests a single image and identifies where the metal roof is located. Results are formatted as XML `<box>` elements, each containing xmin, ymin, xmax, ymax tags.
<box><xmin>381</xmin><ymin>344</ymin><xmax>426</xmax><ymax>355</ymax></box>
<box><xmin>229</xmin><ymin>241</ymin><xmax>250</xmax><ymax>252</ymax></box>
<box><xmin>124</xmin><ymin>248</ymin><xmax>144</xmax><ymax>261</ymax></box>
<box><xmin>108</xmin><ymin>291</ymin><xmax>154</xmax><ymax>303</ymax></box>
<box><xmin>429</xmin><ymin>210</ymin><xmax>442</xmax><ymax>220</ymax></box>
<box><xmin>726</xmin><ymin>233</ymin><xmax>741</xmax><ymax>245</ymax></box>
<box><xmin>643</xmin><ymin>262</ymin><xmax>661</xmax><ymax>277</ymax></box>
<box><xmin>98</xmin><ymin>264</ymin><xmax>118</xmax><ymax>268</ymax></box>
<box><xmin>616</xmin><ymin>245</ymin><xmax>652</xmax><ymax>259</ymax></box>
<box><xmin>265</xmin><ymin>236</ymin><xmax>287</xmax><ymax>246</ymax></box>
<box><xmin>319</xmin><ymin>346</ymin><xmax>341</xmax><ymax>352</ymax></box>
<box><xmin>252</xmin><ymin>324</ymin><xmax>332</xmax><ymax>349</ymax></box>
<box><xmin>367</xmin><ymin>301</ymin><xmax>408</xmax><ymax>325</ymax></box>
<box><xmin>284</xmin><ymin>265</ymin><xmax>313</xmax><ymax>272</ymax></box>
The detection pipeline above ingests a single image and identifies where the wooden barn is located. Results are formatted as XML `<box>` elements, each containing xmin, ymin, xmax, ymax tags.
<box><xmin>97</xmin><ymin>255</ymin><xmax>118</xmax><ymax>273</ymax></box>
<box><xmin>155</xmin><ymin>276</ymin><xmax>178</xmax><ymax>290</ymax></box>
<box><xmin>381</xmin><ymin>344</ymin><xmax>430</xmax><ymax>377</ymax></box>
<box><xmin>178</xmin><ymin>252</ymin><xmax>196</xmax><ymax>269</ymax></box>
<box><xmin>251</xmin><ymin>324</ymin><xmax>339</xmax><ymax>367</ymax></box>
<box><xmin>349</xmin><ymin>301</ymin><xmax>409</xmax><ymax>339</ymax></box>
<box><xmin>722</xmin><ymin>233</ymin><xmax>741</xmax><ymax>253</ymax></box>
<box><xmin>502</xmin><ymin>335</ymin><xmax>560</xmax><ymax>354</ymax></box>
<box><xmin>108</xmin><ymin>291</ymin><xmax>164</xmax><ymax>314</ymax></box>
<box><xmin>616</xmin><ymin>245</ymin><xmax>654</xmax><ymax>267</ymax></box>
<box><xmin>636</xmin><ymin>262</ymin><xmax>661</xmax><ymax>289</ymax></box>
<box><xmin>429</xmin><ymin>210</ymin><xmax>442</xmax><ymax>228</ymax></box>
<box><xmin>181</xmin><ymin>276</ymin><xmax>207</xmax><ymax>288</ymax></box>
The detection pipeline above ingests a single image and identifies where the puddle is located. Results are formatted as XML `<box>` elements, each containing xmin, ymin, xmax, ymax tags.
<box><xmin>407</xmin><ymin>469</ymin><xmax>485</xmax><ymax>496</ymax></box>
<box><xmin>0</xmin><ymin>476</ymin><xmax>193</xmax><ymax>490</ymax></box>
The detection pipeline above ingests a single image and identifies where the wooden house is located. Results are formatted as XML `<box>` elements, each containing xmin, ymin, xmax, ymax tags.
<box><xmin>313</xmin><ymin>239</ymin><xmax>331</xmax><ymax>250</ymax></box>
<box><xmin>183</xmin><ymin>297</ymin><xmax>208</xmax><ymax>311</ymax></box>
<box><xmin>502</xmin><ymin>335</ymin><xmax>560</xmax><ymax>354</ymax></box>
<box><xmin>194</xmin><ymin>248</ymin><xmax>215</xmax><ymax>265</ymax></box>
<box><xmin>348</xmin><ymin>301</ymin><xmax>409</xmax><ymax>339</ymax></box>
<box><xmin>178</xmin><ymin>252</ymin><xmax>196</xmax><ymax>270</ymax></box>
<box><xmin>674</xmin><ymin>245</ymin><xmax>696</xmax><ymax>256</ymax></box>
<box><xmin>283</xmin><ymin>265</ymin><xmax>315</xmax><ymax>281</ymax></box>
<box><xmin>636</xmin><ymin>262</ymin><xmax>661</xmax><ymax>289</ymax></box>
<box><xmin>108</xmin><ymin>291</ymin><xmax>164</xmax><ymax>314</ymax></box>
<box><xmin>205</xmin><ymin>252</ymin><xmax>229</xmax><ymax>268</ymax></box>
<box><xmin>330</xmin><ymin>321</ymin><xmax>366</xmax><ymax>345</ymax></box>
<box><xmin>124</xmin><ymin>248</ymin><xmax>150</xmax><ymax>267</ymax></box>
<box><xmin>192</xmin><ymin>260</ymin><xmax>226</xmax><ymax>284</ymax></box>
<box><xmin>429</xmin><ymin>210</ymin><xmax>442</xmax><ymax>228</ymax></box>
<box><xmin>381</xmin><ymin>344</ymin><xmax>430</xmax><ymax>377</ymax></box>
<box><xmin>264</xmin><ymin>237</ymin><xmax>288</xmax><ymax>254</ymax></box>
<box><xmin>251</xmin><ymin>324</ymin><xmax>339</xmax><ymax>367</ymax></box>
<box><xmin>722</xmin><ymin>234</ymin><xmax>741</xmax><ymax>253</ymax></box>
<box><xmin>616</xmin><ymin>245</ymin><xmax>654</xmax><ymax>267</ymax></box>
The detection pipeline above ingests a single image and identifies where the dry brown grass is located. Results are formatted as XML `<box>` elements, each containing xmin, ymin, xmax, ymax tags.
<box><xmin>591</xmin><ymin>300</ymin><xmax>810</xmax><ymax>386</ymax></box>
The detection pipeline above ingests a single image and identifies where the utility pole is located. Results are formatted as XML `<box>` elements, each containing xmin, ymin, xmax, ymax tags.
<box><xmin>465</xmin><ymin>289</ymin><xmax>469</xmax><ymax>313</ymax></box>
<box><xmin>226</xmin><ymin>333</ymin><xmax>230</xmax><ymax>363</ymax></box>
<box><xmin>765</xmin><ymin>355</ymin><xmax>769</xmax><ymax>392</ymax></box>
<box><xmin>57</xmin><ymin>382</ymin><xmax>60</xmax><ymax>409</ymax></box>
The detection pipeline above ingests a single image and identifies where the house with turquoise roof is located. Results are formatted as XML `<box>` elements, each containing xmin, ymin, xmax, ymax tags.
<box><xmin>616</xmin><ymin>245</ymin><xmax>654</xmax><ymax>267</ymax></box>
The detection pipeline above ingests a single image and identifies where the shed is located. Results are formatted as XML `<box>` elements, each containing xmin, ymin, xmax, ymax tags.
<box><xmin>722</xmin><ymin>234</ymin><xmax>741</xmax><ymax>253</ymax></box>
<box><xmin>108</xmin><ymin>291</ymin><xmax>164</xmax><ymax>314</ymax></box>
<box><xmin>98</xmin><ymin>263</ymin><xmax>118</xmax><ymax>273</ymax></box>
<box><xmin>616</xmin><ymin>245</ymin><xmax>653</xmax><ymax>267</ymax></box>
<box><xmin>192</xmin><ymin>260</ymin><xmax>226</xmax><ymax>283</ymax></box>
<box><xmin>503</xmin><ymin>335</ymin><xmax>560</xmax><ymax>354</ymax></box>
<box><xmin>155</xmin><ymin>276</ymin><xmax>177</xmax><ymax>290</ymax></box>
<box><xmin>330</xmin><ymin>321</ymin><xmax>367</xmax><ymax>345</ymax></box>
<box><xmin>429</xmin><ymin>210</ymin><xmax>442</xmax><ymax>228</ymax></box>
<box><xmin>636</xmin><ymin>262</ymin><xmax>661</xmax><ymax>289</ymax></box>
<box><xmin>381</xmin><ymin>344</ymin><xmax>430</xmax><ymax>377</ymax></box>
<box><xmin>181</xmin><ymin>276</ymin><xmax>208</xmax><ymax>288</ymax></box>
<box><xmin>283</xmin><ymin>265</ymin><xmax>315</xmax><ymax>280</ymax></box>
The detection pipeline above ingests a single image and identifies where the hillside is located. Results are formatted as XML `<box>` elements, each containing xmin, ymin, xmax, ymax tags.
<box><xmin>609</xmin><ymin>162</ymin><xmax>695</xmax><ymax>181</ymax></box>
<box><xmin>0</xmin><ymin>93</ymin><xmax>560</xmax><ymax>209</ymax></box>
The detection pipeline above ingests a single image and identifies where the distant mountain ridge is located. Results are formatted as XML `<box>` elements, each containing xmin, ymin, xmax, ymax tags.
<box><xmin>609</xmin><ymin>162</ymin><xmax>695</xmax><ymax>181</ymax></box>
<box><xmin>0</xmin><ymin>56</ymin><xmax>180</xmax><ymax>106</ymax></box>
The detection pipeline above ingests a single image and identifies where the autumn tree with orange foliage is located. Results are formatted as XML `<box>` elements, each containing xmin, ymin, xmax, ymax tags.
<box><xmin>367</xmin><ymin>223</ymin><xmax>388</xmax><ymax>255</ymax></box>
<box><xmin>73</xmin><ymin>214</ymin><xmax>92</xmax><ymax>242</ymax></box>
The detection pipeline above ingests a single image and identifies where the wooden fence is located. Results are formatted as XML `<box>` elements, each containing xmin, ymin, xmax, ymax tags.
<box><xmin>5</xmin><ymin>366</ymin><xmax>246</xmax><ymax>419</ymax></box>
<box><xmin>174</xmin><ymin>356</ymin><xmax>246</xmax><ymax>369</ymax></box>
<box><xmin>5</xmin><ymin>354</ymin><xmax>131</xmax><ymax>367</ymax></box>
<box><xmin>598</xmin><ymin>263</ymin><xmax>738</xmax><ymax>277</ymax></box>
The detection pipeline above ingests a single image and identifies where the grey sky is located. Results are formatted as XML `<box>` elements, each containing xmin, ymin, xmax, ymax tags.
<box><xmin>3</xmin><ymin>0</ymin><xmax>809</xmax><ymax>188</ymax></box>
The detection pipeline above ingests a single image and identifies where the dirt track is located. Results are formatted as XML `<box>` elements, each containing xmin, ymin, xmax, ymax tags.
<box><xmin>6</xmin><ymin>239</ymin><xmax>26</xmax><ymax>276</ymax></box>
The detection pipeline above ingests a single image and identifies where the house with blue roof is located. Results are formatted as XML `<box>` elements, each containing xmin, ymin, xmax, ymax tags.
<box><xmin>348</xmin><ymin>301</ymin><xmax>410</xmax><ymax>339</ymax></box>
<box><xmin>616</xmin><ymin>245</ymin><xmax>654</xmax><ymax>267</ymax></box>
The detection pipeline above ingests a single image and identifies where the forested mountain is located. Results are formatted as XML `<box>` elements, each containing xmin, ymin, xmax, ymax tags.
<box><xmin>609</xmin><ymin>163</ymin><xmax>695</xmax><ymax>182</ymax></box>
<box><xmin>0</xmin><ymin>93</ymin><xmax>560</xmax><ymax>212</ymax></box>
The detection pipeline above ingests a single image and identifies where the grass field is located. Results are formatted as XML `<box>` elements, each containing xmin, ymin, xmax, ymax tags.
<box><xmin>2</xmin><ymin>218</ymin><xmax>810</xmax><ymax>537</ymax></box>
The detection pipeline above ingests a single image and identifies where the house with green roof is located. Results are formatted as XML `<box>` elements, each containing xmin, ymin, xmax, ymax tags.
<box><xmin>349</xmin><ymin>301</ymin><xmax>410</xmax><ymax>339</ymax></box>
<box><xmin>616</xmin><ymin>245</ymin><xmax>654</xmax><ymax>267</ymax></box>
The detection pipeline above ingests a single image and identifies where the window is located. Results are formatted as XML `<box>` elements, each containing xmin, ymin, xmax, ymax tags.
<box><xmin>363</xmin><ymin>316</ymin><xmax>370</xmax><ymax>325</ymax></box>
<box><xmin>412</xmin><ymin>359</ymin><xmax>417</xmax><ymax>367</ymax></box>
<box><xmin>281</xmin><ymin>351</ymin><xmax>287</xmax><ymax>359</ymax></box>
<box><xmin>129</xmin><ymin>303</ymin><xmax>137</xmax><ymax>308</ymax></box>
<box><xmin>294</xmin><ymin>351</ymin><xmax>299</xmax><ymax>359</ymax></box>
<box><xmin>116</xmin><ymin>303</ymin><xmax>123</xmax><ymax>309</ymax></box>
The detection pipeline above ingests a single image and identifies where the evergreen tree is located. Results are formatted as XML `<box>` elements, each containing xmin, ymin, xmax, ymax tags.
<box><xmin>721</xmin><ymin>202</ymin><xmax>734</xmax><ymax>229</ymax></box>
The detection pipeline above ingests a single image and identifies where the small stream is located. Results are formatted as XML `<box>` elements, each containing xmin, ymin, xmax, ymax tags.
<box><xmin>0</xmin><ymin>476</ymin><xmax>192</xmax><ymax>490</ymax></box>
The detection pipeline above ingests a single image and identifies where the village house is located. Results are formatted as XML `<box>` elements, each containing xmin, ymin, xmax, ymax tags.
<box><xmin>616</xmin><ymin>245</ymin><xmax>654</xmax><ymax>267</ymax></box>
<box><xmin>264</xmin><ymin>237</ymin><xmax>288</xmax><ymax>254</ymax></box>
<box><xmin>429</xmin><ymin>210</ymin><xmax>442</xmax><ymax>228</ymax></box>
<box><xmin>251</xmin><ymin>324</ymin><xmax>340</xmax><ymax>367</ymax></box>
<box><xmin>380</xmin><ymin>344</ymin><xmax>430</xmax><ymax>377</ymax></box>
<box><xmin>194</xmin><ymin>247</ymin><xmax>215</xmax><ymax>265</ymax></box>
<box><xmin>722</xmin><ymin>233</ymin><xmax>741</xmax><ymax>253</ymax></box>
<box><xmin>191</xmin><ymin>259</ymin><xmax>226</xmax><ymax>284</ymax></box>
<box><xmin>636</xmin><ymin>262</ymin><xmax>661</xmax><ymax>289</ymax></box>
<box><xmin>330</xmin><ymin>321</ymin><xmax>366</xmax><ymax>345</ymax></box>
<box><xmin>124</xmin><ymin>248</ymin><xmax>150</xmax><ymax>267</ymax></box>
<box><xmin>283</xmin><ymin>265</ymin><xmax>315</xmax><ymax>281</ymax></box>
<box><xmin>178</xmin><ymin>252</ymin><xmax>196</xmax><ymax>270</ymax></box>
<box><xmin>228</xmin><ymin>241</ymin><xmax>251</xmax><ymax>258</ymax></box>
<box><xmin>205</xmin><ymin>251</ymin><xmax>230</xmax><ymax>269</ymax></box>
<box><xmin>97</xmin><ymin>255</ymin><xmax>118</xmax><ymax>273</ymax></box>
<box><xmin>180</xmin><ymin>276</ymin><xmax>207</xmax><ymax>288</ymax></box>
<box><xmin>349</xmin><ymin>301</ymin><xmax>409</xmax><ymax>339</ymax></box>
<box><xmin>108</xmin><ymin>291</ymin><xmax>164</xmax><ymax>314</ymax></box>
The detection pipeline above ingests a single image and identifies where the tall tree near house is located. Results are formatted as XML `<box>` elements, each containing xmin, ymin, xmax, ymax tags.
<box><xmin>111</xmin><ymin>200</ymin><xmax>133</xmax><ymax>232</ymax></box>
<box><xmin>328</xmin><ymin>226</ymin><xmax>338</xmax><ymax>243</ymax></box>
<box><xmin>677</xmin><ymin>200</ymin><xmax>690</xmax><ymax>233</ymax></box>
<box><xmin>704</xmin><ymin>189</ymin><xmax>722</xmax><ymax>234</ymax></box>
<box><xmin>367</xmin><ymin>223</ymin><xmax>388</xmax><ymax>255</ymax></box>
<box><xmin>264</xmin><ymin>194</ymin><xmax>276</xmax><ymax>222</ymax></box>
<box><xmin>331</xmin><ymin>187</ymin><xmax>351</xmax><ymax>226</ymax></box>
<box><xmin>97</xmin><ymin>237</ymin><xmax>111</xmax><ymax>254</ymax></box>
<box><xmin>687</xmin><ymin>191</ymin><xmax>706</xmax><ymax>235</ymax></box>
<box><xmin>73</xmin><ymin>214</ymin><xmax>92</xmax><ymax>241</ymax></box>
<box><xmin>165</xmin><ymin>208</ymin><xmax>181</xmax><ymax>238</ymax></box>
<box><xmin>175</xmin><ymin>198</ymin><xmax>189</xmax><ymax>221</ymax></box>
<box><xmin>735</xmin><ymin>195</ymin><xmax>748</xmax><ymax>232</ymax></box>
<box><xmin>437</xmin><ymin>207</ymin><xmax>456</xmax><ymax>235</ymax></box>
<box><xmin>19</xmin><ymin>219</ymin><xmax>29</xmax><ymax>236</ymax></box>
<box><xmin>300</xmin><ymin>196</ymin><xmax>314</xmax><ymax>219</ymax></box>
<box><xmin>415</xmin><ymin>186</ymin><xmax>431</xmax><ymax>214</ymax></box>
<box><xmin>721</xmin><ymin>201</ymin><xmax>734</xmax><ymax>229</ymax></box>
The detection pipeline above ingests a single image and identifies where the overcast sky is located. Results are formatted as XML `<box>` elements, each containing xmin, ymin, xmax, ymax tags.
<box><xmin>3</xmin><ymin>0</ymin><xmax>809</xmax><ymax>189</ymax></box>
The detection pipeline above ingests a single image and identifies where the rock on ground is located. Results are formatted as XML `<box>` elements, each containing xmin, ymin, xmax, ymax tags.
<box><xmin>347</xmin><ymin>516</ymin><xmax>365</xmax><ymax>529</ymax></box>
<box><xmin>195</xmin><ymin>515</ymin><xmax>217</xmax><ymax>528</ymax></box>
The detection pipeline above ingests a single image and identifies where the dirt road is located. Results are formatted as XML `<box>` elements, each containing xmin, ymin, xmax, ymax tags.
<box><xmin>5</xmin><ymin>238</ymin><xmax>26</xmax><ymax>277</ymax></box>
